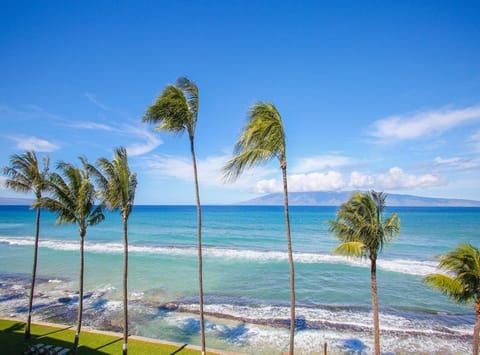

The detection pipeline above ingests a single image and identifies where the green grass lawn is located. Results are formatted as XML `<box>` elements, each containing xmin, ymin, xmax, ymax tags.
<box><xmin>0</xmin><ymin>318</ymin><xmax>222</xmax><ymax>354</ymax></box>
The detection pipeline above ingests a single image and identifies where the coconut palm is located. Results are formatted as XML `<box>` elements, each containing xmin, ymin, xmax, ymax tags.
<box><xmin>2</xmin><ymin>151</ymin><xmax>49</xmax><ymax>340</ymax></box>
<box><xmin>328</xmin><ymin>191</ymin><xmax>400</xmax><ymax>355</ymax></box>
<box><xmin>423</xmin><ymin>244</ymin><xmax>480</xmax><ymax>355</ymax></box>
<box><xmin>142</xmin><ymin>77</ymin><xmax>206</xmax><ymax>354</ymax></box>
<box><xmin>223</xmin><ymin>102</ymin><xmax>296</xmax><ymax>355</ymax></box>
<box><xmin>88</xmin><ymin>147</ymin><xmax>137</xmax><ymax>355</ymax></box>
<box><xmin>40</xmin><ymin>158</ymin><xmax>104</xmax><ymax>355</ymax></box>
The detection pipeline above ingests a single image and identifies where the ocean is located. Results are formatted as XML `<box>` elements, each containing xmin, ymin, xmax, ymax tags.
<box><xmin>0</xmin><ymin>205</ymin><xmax>478</xmax><ymax>354</ymax></box>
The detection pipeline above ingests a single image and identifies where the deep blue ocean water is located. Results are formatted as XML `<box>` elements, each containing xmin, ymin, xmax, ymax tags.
<box><xmin>0</xmin><ymin>205</ymin><xmax>479</xmax><ymax>354</ymax></box>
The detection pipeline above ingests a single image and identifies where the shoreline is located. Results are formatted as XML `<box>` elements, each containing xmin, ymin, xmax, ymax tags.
<box><xmin>1</xmin><ymin>316</ymin><xmax>244</xmax><ymax>355</ymax></box>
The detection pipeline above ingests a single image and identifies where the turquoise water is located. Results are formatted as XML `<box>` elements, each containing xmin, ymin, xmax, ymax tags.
<box><xmin>0</xmin><ymin>205</ymin><xmax>479</xmax><ymax>354</ymax></box>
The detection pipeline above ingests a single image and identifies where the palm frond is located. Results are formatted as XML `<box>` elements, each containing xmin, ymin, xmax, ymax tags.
<box><xmin>333</xmin><ymin>241</ymin><xmax>366</xmax><ymax>258</ymax></box>
<box><xmin>176</xmin><ymin>76</ymin><xmax>199</xmax><ymax>134</ymax></box>
<box><xmin>2</xmin><ymin>151</ymin><xmax>50</xmax><ymax>199</ymax></box>
<box><xmin>41</xmin><ymin>158</ymin><xmax>104</xmax><ymax>231</ymax></box>
<box><xmin>424</xmin><ymin>244</ymin><xmax>480</xmax><ymax>305</ymax></box>
<box><xmin>223</xmin><ymin>102</ymin><xmax>286</xmax><ymax>182</ymax></box>
<box><xmin>328</xmin><ymin>190</ymin><xmax>400</xmax><ymax>258</ymax></box>
<box><xmin>93</xmin><ymin>147</ymin><xmax>137</xmax><ymax>216</ymax></box>
<box><xmin>143</xmin><ymin>85</ymin><xmax>190</xmax><ymax>135</ymax></box>
<box><xmin>423</xmin><ymin>273</ymin><xmax>466</xmax><ymax>303</ymax></box>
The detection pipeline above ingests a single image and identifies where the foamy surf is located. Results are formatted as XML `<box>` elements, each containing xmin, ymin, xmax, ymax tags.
<box><xmin>0</xmin><ymin>236</ymin><xmax>439</xmax><ymax>276</ymax></box>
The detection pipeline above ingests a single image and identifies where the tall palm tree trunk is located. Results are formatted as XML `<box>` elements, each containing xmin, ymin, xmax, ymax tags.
<box><xmin>73</xmin><ymin>234</ymin><xmax>85</xmax><ymax>355</ymax></box>
<box><xmin>281</xmin><ymin>164</ymin><xmax>295</xmax><ymax>355</ymax></box>
<box><xmin>370</xmin><ymin>255</ymin><xmax>380</xmax><ymax>355</ymax></box>
<box><xmin>190</xmin><ymin>137</ymin><xmax>205</xmax><ymax>355</ymax></box>
<box><xmin>25</xmin><ymin>206</ymin><xmax>41</xmax><ymax>341</ymax></box>
<box><xmin>123</xmin><ymin>216</ymin><xmax>129</xmax><ymax>355</ymax></box>
<box><xmin>474</xmin><ymin>302</ymin><xmax>480</xmax><ymax>355</ymax></box>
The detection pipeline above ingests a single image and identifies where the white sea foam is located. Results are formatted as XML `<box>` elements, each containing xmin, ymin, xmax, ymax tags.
<box><xmin>0</xmin><ymin>236</ymin><xmax>438</xmax><ymax>276</ymax></box>
<box><xmin>163</xmin><ymin>303</ymin><xmax>471</xmax><ymax>354</ymax></box>
<box><xmin>48</xmin><ymin>279</ymin><xmax>62</xmax><ymax>283</ymax></box>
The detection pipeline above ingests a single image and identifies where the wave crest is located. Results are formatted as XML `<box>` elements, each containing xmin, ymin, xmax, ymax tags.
<box><xmin>0</xmin><ymin>236</ymin><xmax>438</xmax><ymax>276</ymax></box>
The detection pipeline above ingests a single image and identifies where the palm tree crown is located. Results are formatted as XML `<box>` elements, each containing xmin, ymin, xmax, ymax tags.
<box><xmin>329</xmin><ymin>191</ymin><xmax>400</xmax><ymax>259</ymax></box>
<box><xmin>91</xmin><ymin>147</ymin><xmax>137</xmax><ymax>217</ymax></box>
<box><xmin>42</xmin><ymin>159</ymin><xmax>104</xmax><ymax>229</ymax></box>
<box><xmin>143</xmin><ymin>76</ymin><xmax>198</xmax><ymax>138</ymax></box>
<box><xmin>424</xmin><ymin>244</ymin><xmax>480</xmax><ymax>355</ymax></box>
<box><xmin>223</xmin><ymin>102</ymin><xmax>286</xmax><ymax>182</ymax></box>
<box><xmin>424</xmin><ymin>243</ymin><xmax>480</xmax><ymax>303</ymax></box>
<box><xmin>3</xmin><ymin>151</ymin><xmax>49</xmax><ymax>199</ymax></box>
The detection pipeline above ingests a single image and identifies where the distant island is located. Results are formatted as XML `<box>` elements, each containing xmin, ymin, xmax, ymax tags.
<box><xmin>0</xmin><ymin>197</ymin><xmax>33</xmax><ymax>205</ymax></box>
<box><xmin>240</xmin><ymin>191</ymin><xmax>480</xmax><ymax>207</ymax></box>
<box><xmin>2</xmin><ymin>192</ymin><xmax>480</xmax><ymax>207</ymax></box>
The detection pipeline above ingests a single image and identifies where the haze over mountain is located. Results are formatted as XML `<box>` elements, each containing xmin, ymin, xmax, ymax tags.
<box><xmin>240</xmin><ymin>191</ymin><xmax>480</xmax><ymax>207</ymax></box>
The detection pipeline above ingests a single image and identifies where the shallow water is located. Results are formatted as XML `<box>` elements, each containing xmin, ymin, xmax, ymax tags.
<box><xmin>0</xmin><ymin>205</ymin><xmax>478</xmax><ymax>354</ymax></box>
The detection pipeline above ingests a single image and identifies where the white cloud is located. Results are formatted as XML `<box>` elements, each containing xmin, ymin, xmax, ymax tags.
<box><xmin>292</xmin><ymin>155</ymin><xmax>353</xmax><ymax>173</ymax></box>
<box><xmin>255</xmin><ymin>178</ymin><xmax>282</xmax><ymax>194</ymax></box>
<box><xmin>252</xmin><ymin>167</ymin><xmax>445</xmax><ymax>194</ymax></box>
<box><xmin>349</xmin><ymin>171</ymin><xmax>375</xmax><ymax>188</ymax></box>
<box><xmin>370</xmin><ymin>105</ymin><xmax>480</xmax><ymax>142</ymax></box>
<box><xmin>290</xmin><ymin>171</ymin><xmax>346</xmax><ymax>191</ymax></box>
<box><xmin>9</xmin><ymin>136</ymin><xmax>59</xmax><ymax>152</ymax></box>
<box><xmin>376</xmin><ymin>167</ymin><xmax>444</xmax><ymax>189</ymax></box>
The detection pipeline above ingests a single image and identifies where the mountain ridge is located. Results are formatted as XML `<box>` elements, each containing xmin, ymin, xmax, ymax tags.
<box><xmin>239</xmin><ymin>191</ymin><xmax>480</xmax><ymax>207</ymax></box>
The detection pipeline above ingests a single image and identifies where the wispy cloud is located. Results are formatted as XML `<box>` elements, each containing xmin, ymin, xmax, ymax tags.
<box><xmin>70</xmin><ymin>121</ymin><xmax>162</xmax><ymax>156</ymax></box>
<box><xmin>253</xmin><ymin>167</ymin><xmax>445</xmax><ymax>194</ymax></box>
<box><xmin>370</xmin><ymin>105</ymin><xmax>480</xmax><ymax>143</ymax></box>
<box><xmin>84</xmin><ymin>92</ymin><xmax>109</xmax><ymax>111</ymax></box>
<box><xmin>141</xmin><ymin>153</ymin><xmax>273</xmax><ymax>188</ymax></box>
<box><xmin>8</xmin><ymin>136</ymin><xmax>60</xmax><ymax>152</ymax></box>
<box><xmin>292</xmin><ymin>154</ymin><xmax>354</xmax><ymax>173</ymax></box>
<box><xmin>468</xmin><ymin>129</ymin><xmax>480</xmax><ymax>153</ymax></box>
<box><xmin>0</xmin><ymin>176</ymin><xmax>7</xmax><ymax>190</ymax></box>
<box><xmin>70</xmin><ymin>121</ymin><xmax>114</xmax><ymax>131</ymax></box>
<box><xmin>433</xmin><ymin>156</ymin><xmax>480</xmax><ymax>171</ymax></box>
<box><xmin>125</xmin><ymin>126</ymin><xmax>162</xmax><ymax>156</ymax></box>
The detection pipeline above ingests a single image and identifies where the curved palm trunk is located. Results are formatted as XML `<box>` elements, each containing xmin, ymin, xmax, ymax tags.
<box><xmin>474</xmin><ymin>301</ymin><xmax>480</xmax><ymax>355</ymax></box>
<box><xmin>190</xmin><ymin>137</ymin><xmax>205</xmax><ymax>354</ymax></box>
<box><xmin>122</xmin><ymin>215</ymin><xmax>129</xmax><ymax>355</ymax></box>
<box><xmin>73</xmin><ymin>233</ymin><xmax>85</xmax><ymax>355</ymax></box>
<box><xmin>25</xmin><ymin>205</ymin><xmax>41</xmax><ymax>341</ymax></box>
<box><xmin>370</xmin><ymin>255</ymin><xmax>380</xmax><ymax>355</ymax></box>
<box><xmin>281</xmin><ymin>165</ymin><xmax>295</xmax><ymax>355</ymax></box>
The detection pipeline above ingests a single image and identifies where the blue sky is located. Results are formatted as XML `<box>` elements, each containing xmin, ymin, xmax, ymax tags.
<box><xmin>1</xmin><ymin>1</ymin><xmax>479</xmax><ymax>204</ymax></box>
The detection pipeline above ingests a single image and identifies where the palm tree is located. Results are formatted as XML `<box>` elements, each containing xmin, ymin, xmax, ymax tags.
<box><xmin>142</xmin><ymin>77</ymin><xmax>206</xmax><ymax>354</ymax></box>
<box><xmin>2</xmin><ymin>151</ymin><xmax>49</xmax><ymax>340</ymax></box>
<box><xmin>328</xmin><ymin>191</ymin><xmax>400</xmax><ymax>355</ymax></box>
<box><xmin>40</xmin><ymin>158</ymin><xmax>104</xmax><ymax>355</ymax></box>
<box><xmin>88</xmin><ymin>147</ymin><xmax>137</xmax><ymax>355</ymax></box>
<box><xmin>423</xmin><ymin>244</ymin><xmax>480</xmax><ymax>355</ymax></box>
<box><xmin>223</xmin><ymin>102</ymin><xmax>296</xmax><ymax>355</ymax></box>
